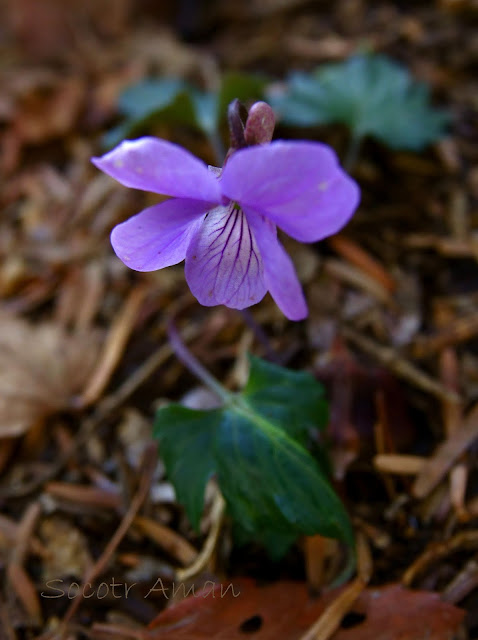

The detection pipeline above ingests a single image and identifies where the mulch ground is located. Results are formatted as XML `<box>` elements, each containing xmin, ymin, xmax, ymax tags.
<box><xmin>0</xmin><ymin>0</ymin><xmax>477</xmax><ymax>638</ymax></box>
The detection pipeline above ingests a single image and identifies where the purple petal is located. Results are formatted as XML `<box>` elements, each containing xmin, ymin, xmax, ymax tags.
<box><xmin>185</xmin><ymin>205</ymin><xmax>266</xmax><ymax>310</ymax></box>
<box><xmin>220</xmin><ymin>141</ymin><xmax>360</xmax><ymax>242</ymax></box>
<box><xmin>111</xmin><ymin>198</ymin><xmax>207</xmax><ymax>271</ymax></box>
<box><xmin>92</xmin><ymin>137</ymin><xmax>221</xmax><ymax>202</ymax></box>
<box><xmin>244</xmin><ymin>208</ymin><xmax>308</xmax><ymax>321</ymax></box>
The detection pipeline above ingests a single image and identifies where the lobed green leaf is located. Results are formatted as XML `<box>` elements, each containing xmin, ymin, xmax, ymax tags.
<box><xmin>269</xmin><ymin>54</ymin><xmax>450</xmax><ymax>151</ymax></box>
<box><xmin>153</xmin><ymin>356</ymin><xmax>353</xmax><ymax>556</ymax></box>
<box><xmin>103</xmin><ymin>73</ymin><xmax>266</xmax><ymax>149</ymax></box>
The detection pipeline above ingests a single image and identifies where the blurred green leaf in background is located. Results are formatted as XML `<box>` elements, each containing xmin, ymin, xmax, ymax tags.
<box><xmin>268</xmin><ymin>54</ymin><xmax>450</xmax><ymax>152</ymax></box>
<box><xmin>103</xmin><ymin>72</ymin><xmax>266</xmax><ymax>158</ymax></box>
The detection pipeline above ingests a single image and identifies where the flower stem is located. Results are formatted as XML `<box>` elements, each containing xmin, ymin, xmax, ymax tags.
<box><xmin>208</xmin><ymin>130</ymin><xmax>226</xmax><ymax>166</ymax></box>
<box><xmin>167</xmin><ymin>318</ymin><xmax>233</xmax><ymax>404</ymax></box>
<box><xmin>344</xmin><ymin>134</ymin><xmax>363</xmax><ymax>172</ymax></box>
<box><xmin>239</xmin><ymin>309</ymin><xmax>281</xmax><ymax>364</ymax></box>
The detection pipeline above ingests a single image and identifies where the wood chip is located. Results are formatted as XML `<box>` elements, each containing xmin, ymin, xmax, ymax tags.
<box><xmin>133</xmin><ymin>515</ymin><xmax>198</xmax><ymax>567</ymax></box>
<box><xmin>374</xmin><ymin>454</ymin><xmax>426</xmax><ymax>475</ymax></box>
<box><xmin>343</xmin><ymin>327</ymin><xmax>461</xmax><ymax>403</ymax></box>
<box><xmin>413</xmin><ymin>401</ymin><xmax>478</xmax><ymax>499</ymax></box>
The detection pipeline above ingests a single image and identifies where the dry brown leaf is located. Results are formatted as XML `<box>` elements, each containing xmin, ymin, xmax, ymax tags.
<box><xmin>332</xmin><ymin>584</ymin><xmax>465</xmax><ymax>640</ymax></box>
<box><xmin>5</xmin><ymin>0</ymin><xmax>132</xmax><ymax>59</ymax></box>
<box><xmin>0</xmin><ymin>313</ymin><xmax>101</xmax><ymax>438</ymax></box>
<box><xmin>13</xmin><ymin>76</ymin><xmax>85</xmax><ymax>144</ymax></box>
<box><xmin>39</xmin><ymin>516</ymin><xmax>93</xmax><ymax>581</ymax></box>
<box><xmin>142</xmin><ymin>580</ymin><xmax>464</xmax><ymax>640</ymax></box>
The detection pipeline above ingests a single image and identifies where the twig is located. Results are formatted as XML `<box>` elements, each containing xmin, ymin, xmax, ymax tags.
<box><xmin>77</xmin><ymin>285</ymin><xmax>148</xmax><ymax>407</ymax></box>
<box><xmin>45</xmin><ymin>482</ymin><xmax>122</xmax><ymax>510</ymax></box>
<box><xmin>402</xmin><ymin>530</ymin><xmax>478</xmax><ymax>587</ymax></box>
<box><xmin>300</xmin><ymin>532</ymin><xmax>371</xmax><ymax>640</ymax></box>
<box><xmin>413</xmin><ymin>401</ymin><xmax>478</xmax><ymax>499</ymax></box>
<box><xmin>328</xmin><ymin>234</ymin><xmax>396</xmax><ymax>293</ymax></box>
<box><xmin>133</xmin><ymin>515</ymin><xmax>198</xmax><ymax>566</ymax></box>
<box><xmin>342</xmin><ymin>327</ymin><xmax>461</xmax><ymax>403</ymax></box>
<box><xmin>7</xmin><ymin>502</ymin><xmax>43</xmax><ymax>624</ymax></box>
<box><xmin>60</xmin><ymin>443</ymin><xmax>157</xmax><ymax>629</ymax></box>
<box><xmin>441</xmin><ymin>557</ymin><xmax>478</xmax><ymax>604</ymax></box>
<box><xmin>176</xmin><ymin>491</ymin><xmax>226</xmax><ymax>582</ymax></box>
<box><xmin>374</xmin><ymin>454</ymin><xmax>426</xmax><ymax>475</ymax></box>
<box><xmin>412</xmin><ymin>311</ymin><xmax>478</xmax><ymax>358</ymax></box>
<box><xmin>299</xmin><ymin>577</ymin><xmax>366</xmax><ymax>640</ymax></box>
<box><xmin>324</xmin><ymin>259</ymin><xmax>392</xmax><ymax>305</ymax></box>
<box><xmin>90</xmin><ymin>623</ymin><xmax>144</xmax><ymax>640</ymax></box>
<box><xmin>0</xmin><ymin>593</ymin><xmax>16</xmax><ymax>640</ymax></box>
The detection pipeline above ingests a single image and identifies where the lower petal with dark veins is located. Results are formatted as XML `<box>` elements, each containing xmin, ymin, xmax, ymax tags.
<box><xmin>185</xmin><ymin>204</ymin><xmax>267</xmax><ymax>309</ymax></box>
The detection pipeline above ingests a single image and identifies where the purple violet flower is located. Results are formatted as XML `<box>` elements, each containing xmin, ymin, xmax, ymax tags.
<box><xmin>92</xmin><ymin>137</ymin><xmax>359</xmax><ymax>320</ymax></box>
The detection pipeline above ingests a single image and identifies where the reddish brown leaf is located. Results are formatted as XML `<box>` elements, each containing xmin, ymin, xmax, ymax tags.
<box><xmin>333</xmin><ymin>584</ymin><xmax>465</xmax><ymax>640</ymax></box>
<box><xmin>144</xmin><ymin>580</ymin><xmax>464</xmax><ymax>640</ymax></box>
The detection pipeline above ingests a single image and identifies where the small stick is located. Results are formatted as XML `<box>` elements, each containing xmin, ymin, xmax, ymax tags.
<box><xmin>61</xmin><ymin>444</ymin><xmax>157</xmax><ymax>628</ymax></box>
<box><xmin>440</xmin><ymin>348</ymin><xmax>462</xmax><ymax>437</ymax></box>
<box><xmin>324</xmin><ymin>259</ymin><xmax>392</xmax><ymax>305</ymax></box>
<box><xmin>7</xmin><ymin>563</ymin><xmax>42</xmax><ymax>624</ymax></box>
<box><xmin>133</xmin><ymin>515</ymin><xmax>198</xmax><ymax>567</ymax></box>
<box><xmin>304</xmin><ymin>536</ymin><xmax>338</xmax><ymax>592</ymax></box>
<box><xmin>328</xmin><ymin>234</ymin><xmax>396</xmax><ymax>293</ymax></box>
<box><xmin>343</xmin><ymin>327</ymin><xmax>461</xmax><ymax>403</ymax></box>
<box><xmin>300</xmin><ymin>532</ymin><xmax>371</xmax><ymax>640</ymax></box>
<box><xmin>176</xmin><ymin>491</ymin><xmax>225</xmax><ymax>582</ymax></box>
<box><xmin>449</xmin><ymin>464</ymin><xmax>469</xmax><ymax>522</ymax></box>
<box><xmin>8</xmin><ymin>502</ymin><xmax>42</xmax><ymax>623</ymax></box>
<box><xmin>413</xmin><ymin>402</ymin><xmax>478</xmax><ymax>499</ymax></box>
<box><xmin>412</xmin><ymin>312</ymin><xmax>478</xmax><ymax>358</ymax></box>
<box><xmin>441</xmin><ymin>558</ymin><xmax>478</xmax><ymax>604</ymax></box>
<box><xmin>299</xmin><ymin>577</ymin><xmax>365</xmax><ymax>640</ymax></box>
<box><xmin>45</xmin><ymin>482</ymin><xmax>122</xmax><ymax>510</ymax></box>
<box><xmin>78</xmin><ymin>285</ymin><xmax>147</xmax><ymax>407</ymax></box>
<box><xmin>90</xmin><ymin>623</ymin><xmax>144</xmax><ymax>640</ymax></box>
<box><xmin>374</xmin><ymin>454</ymin><xmax>426</xmax><ymax>475</ymax></box>
<box><xmin>374</xmin><ymin>392</ymin><xmax>397</xmax><ymax>500</ymax></box>
<box><xmin>403</xmin><ymin>530</ymin><xmax>478</xmax><ymax>587</ymax></box>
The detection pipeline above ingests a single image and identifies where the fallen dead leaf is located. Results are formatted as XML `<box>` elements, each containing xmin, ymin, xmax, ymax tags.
<box><xmin>39</xmin><ymin>515</ymin><xmax>93</xmax><ymax>581</ymax></box>
<box><xmin>0</xmin><ymin>313</ymin><xmax>101</xmax><ymax>438</ymax></box>
<box><xmin>139</xmin><ymin>580</ymin><xmax>465</xmax><ymax>640</ymax></box>
<box><xmin>13</xmin><ymin>76</ymin><xmax>85</xmax><ymax>144</ymax></box>
<box><xmin>332</xmin><ymin>584</ymin><xmax>465</xmax><ymax>640</ymax></box>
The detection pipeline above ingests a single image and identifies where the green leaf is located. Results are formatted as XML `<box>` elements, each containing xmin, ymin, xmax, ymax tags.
<box><xmin>243</xmin><ymin>354</ymin><xmax>328</xmax><ymax>444</ymax></box>
<box><xmin>117</xmin><ymin>78</ymin><xmax>187</xmax><ymax>120</ymax></box>
<box><xmin>153</xmin><ymin>405</ymin><xmax>219</xmax><ymax>531</ymax></box>
<box><xmin>189</xmin><ymin>90</ymin><xmax>217</xmax><ymax>136</ymax></box>
<box><xmin>269</xmin><ymin>54</ymin><xmax>450</xmax><ymax>151</ymax></box>
<box><xmin>102</xmin><ymin>78</ymin><xmax>199</xmax><ymax>149</ymax></box>
<box><xmin>103</xmin><ymin>72</ymin><xmax>266</xmax><ymax>150</ymax></box>
<box><xmin>215</xmin><ymin>405</ymin><xmax>354</xmax><ymax>550</ymax></box>
<box><xmin>153</xmin><ymin>356</ymin><xmax>354</xmax><ymax>555</ymax></box>
<box><xmin>232</xmin><ymin>519</ymin><xmax>297</xmax><ymax>559</ymax></box>
<box><xmin>217</xmin><ymin>71</ymin><xmax>267</xmax><ymax>124</ymax></box>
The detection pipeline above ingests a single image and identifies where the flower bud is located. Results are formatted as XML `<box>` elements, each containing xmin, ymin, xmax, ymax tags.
<box><xmin>244</xmin><ymin>101</ymin><xmax>275</xmax><ymax>145</ymax></box>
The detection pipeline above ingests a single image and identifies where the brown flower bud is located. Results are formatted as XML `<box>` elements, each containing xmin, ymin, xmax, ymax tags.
<box><xmin>244</xmin><ymin>101</ymin><xmax>275</xmax><ymax>145</ymax></box>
